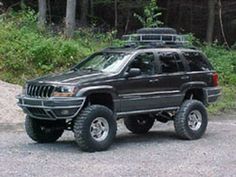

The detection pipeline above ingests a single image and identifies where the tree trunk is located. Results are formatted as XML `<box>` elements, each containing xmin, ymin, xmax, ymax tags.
<box><xmin>65</xmin><ymin>0</ymin><xmax>77</xmax><ymax>38</ymax></box>
<box><xmin>38</xmin><ymin>0</ymin><xmax>47</xmax><ymax>31</ymax></box>
<box><xmin>114</xmin><ymin>0</ymin><xmax>118</xmax><ymax>29</ymax></box>
<box><xmin>206</xmin><ymin>0</ymin><xmax>217</xmax><ymax>43</ymax></box>
<box><xmin>165</xmin><ymin>0</ymin><xmax>170</xmax><ymax>25</ymax></box>
<box><xmin>218</xmin><ymin>0</ymin><xmax>230</xmax><ymax>49</ymax></box>
<box><xmin>90</xmin><ymin>0</ymin><xmax>94</xmax><ymax>17</ymax></box>
<box><xmin>20</xmin><ymin>0</ymin><xmax>25</xmax><ymax>10</ymax></box>
<box><xmin>81</xmin><ymin>0</ymin><xmax>88</xmax><ymax>26</ymax></box>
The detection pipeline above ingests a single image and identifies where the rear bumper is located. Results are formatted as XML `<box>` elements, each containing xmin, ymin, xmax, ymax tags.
<box><xmin>204</xmin><ymin>87</ymin><xmax>222</xmax><ymax>104</ymax></box>
<box><xmin>17</xmin><ymin>95</ymin><xmax>86</xmax><ymax>120</ymax></box>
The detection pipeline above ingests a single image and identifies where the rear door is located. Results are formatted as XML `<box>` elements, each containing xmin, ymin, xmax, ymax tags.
<box><xmin>155</xmin><ymin>51</ymin><xmax>188</xmax><ymax>108</ymax></box>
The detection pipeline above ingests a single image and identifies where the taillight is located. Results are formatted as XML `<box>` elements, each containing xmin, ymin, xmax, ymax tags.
<box><xmin>212</xmin><ymin>73</ymin><xmax>219</xmax><ymax>86</ymax></box>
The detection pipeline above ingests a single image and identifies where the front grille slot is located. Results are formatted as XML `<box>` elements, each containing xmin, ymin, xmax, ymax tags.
<box><xmin>27</xmin><ymin>84</ymin><xmax>54</xmax><ymax>98</ymax></box>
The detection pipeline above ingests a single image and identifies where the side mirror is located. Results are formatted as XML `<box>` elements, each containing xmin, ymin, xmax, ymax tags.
<box><xmin>125</xmin><ymin>68</ymin><xmax>141</xmax><ymax>78</ymax></box>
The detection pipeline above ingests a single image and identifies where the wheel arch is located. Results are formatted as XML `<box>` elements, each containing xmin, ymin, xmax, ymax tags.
<box><xmin>181</xmin><ymin>82</ymin><xmax>208</xmax><ymax>105</ymax></box>
<box><xmin>76</xmin><ymin>86</ymin><xmax>118</xmax><ymax>111</ymax></box>
<box><xmin>183</xmin><ymin>88</ymin><xmax>207</xmax><ymax>105</ymax></box>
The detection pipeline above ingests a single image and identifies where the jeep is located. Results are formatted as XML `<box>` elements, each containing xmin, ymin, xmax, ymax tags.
<box><xmin>17</xmin><ymin>28</ymin><xmax>221</xmax><ymax>152</ymax></box>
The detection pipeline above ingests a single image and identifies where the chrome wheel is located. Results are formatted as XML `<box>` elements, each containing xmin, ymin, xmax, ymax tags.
<box><xmin>90</xmin><ymin>117</ymin><xmax>109</xmax><ymax>142</ymax></box>
<box><xmin>187</xmin><ymin>110</ymin><xmax>202</xmax><ymax>131</ymax></box>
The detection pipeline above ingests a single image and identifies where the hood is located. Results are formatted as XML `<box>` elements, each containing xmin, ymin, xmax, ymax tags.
<box><xmin>29</xmin><ymin>70</ymin><xmax>113</xmax><ymax>85</ymax></box>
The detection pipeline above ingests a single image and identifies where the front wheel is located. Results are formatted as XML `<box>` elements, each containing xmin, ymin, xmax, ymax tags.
<box><xmin>174</xmin><ymin>100</ymin><xmax>208</xmax><ymax>140</ymax></box>
<box><xmin>25</xmin><ymin>116</ymin><xmax>65</xmax><ymax>143</ymax></box>
<box><xmin>73</xmin><ymin>105</ymin><xmax>117</xmax><ymax>152</ymax></box>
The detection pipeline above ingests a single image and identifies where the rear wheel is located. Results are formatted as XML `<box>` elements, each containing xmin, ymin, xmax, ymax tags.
<box><xmin>174</xmin><ymin>100</ymin><xmax>208</xmax><ymax>140</ymax></box>
<box><xmin>124</xmin><ymin>115</ymin><xmax>155</xmax><ymax>134</ymax></box>
<box><xmin>25</xmin><ymin>116</ymin><xmax>65</xmax><ymax>143</ymax></box>
<box><xmin>73</xmin><ymin>105</ymin><xmax>117</xmax><ymax>152</ymax></box>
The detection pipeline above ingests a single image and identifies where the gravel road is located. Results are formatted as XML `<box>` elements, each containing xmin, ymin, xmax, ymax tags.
<box><xmin>0</xmin><ymin>80</ymin><xmax>24</xmax><ymax>124</ymax></box>
<box><xmin>0</xmin><ymin>113</ymin><xmax>236</xmax><ymax>177</ymax></box>
<box><xmin>0</xmin><ymin>80</ymin><xmax>235</xmax><ymax>177</ymax></box>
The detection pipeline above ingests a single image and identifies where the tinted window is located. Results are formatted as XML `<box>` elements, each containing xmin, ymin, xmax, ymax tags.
<box><xmin>129</xmin><ymin>52</ymin><xmax>156</xmax><ymax>75</ymax></box>
<box><xmin>183</xmin><ymin>52</ymin><xmax>213</xmax><ymax>71</ymax></box>
<box><xmin>160</xmin><ymin>53</ymin><xmax>185</xmax><ymax>73</ymax></box>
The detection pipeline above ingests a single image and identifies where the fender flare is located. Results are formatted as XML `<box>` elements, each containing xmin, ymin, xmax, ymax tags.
<box><xmin>76</xmin><ymin>85</ymin><xmax>118</xmax><ymax>99</ymax></box>
<box><xmin>180</xmin><ymin>81</ymin><xmax>207</xmax><ymax>94</ymax></box>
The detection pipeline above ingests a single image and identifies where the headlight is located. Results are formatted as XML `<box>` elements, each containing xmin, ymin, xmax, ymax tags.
<box><xmin>52</xmin><ymin>86</ymin><xmax>79</xmax><ymax>97</ymax></box>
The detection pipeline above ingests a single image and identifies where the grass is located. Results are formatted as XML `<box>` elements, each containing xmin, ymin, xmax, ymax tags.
<box><xmin>208</xmin><ymin>86</ymin><xmax>236</xmax><ymax>114</ymax></box>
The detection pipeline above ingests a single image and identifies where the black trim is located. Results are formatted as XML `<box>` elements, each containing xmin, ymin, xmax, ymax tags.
<box><xmin>204</xmin><ymin>87</ymin><xmax>221</xmax><ymax>104</ymax></box>
<box><xmin>17</xmin><ymin>95</ymin><xmax>85</xmax><ymax>120</ymax></box>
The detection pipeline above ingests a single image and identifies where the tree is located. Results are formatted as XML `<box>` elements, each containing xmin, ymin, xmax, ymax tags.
<box><xmin>134</xmin><ymin>0</ymin><xmax>163</xmax><ymax>28</ymax></box>
<box><xmin>65</xmin><ymin>0</ymin><xmax>77</xmax><ymax>38</ymax></box>
<box><xmin>81</xmin><ymin>0</ymin><xmax>89</xmax><ymax>26</ymax></box>
<box><xmin>20</xmin><ymin>0</ymin><xmax>26</xmax><ymax>10</ymax></box>
<box><xmin>206</xmin><ymin>0</ymin><xmax>217</xmax><ymax>43</ymax></box>
<box><xmin>38</xmin><ymin>0</ymin><xmax>47</xmax><ymax>31</ymax></box>
<box><xmin>114</xmin><ymin>0</ymin><xmax>118</xmax><ymax>29</ymax></box>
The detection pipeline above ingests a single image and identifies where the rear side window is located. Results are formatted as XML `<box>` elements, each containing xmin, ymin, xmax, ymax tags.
<box><xmin>159</xmin><ymin>53</ymin><xmax>185</xmax><ymax>73</ymax></box>
<box><xmin>183</xmin><ymin>52</ymin><xmax>213</xmax><ymax>71</ymax></box>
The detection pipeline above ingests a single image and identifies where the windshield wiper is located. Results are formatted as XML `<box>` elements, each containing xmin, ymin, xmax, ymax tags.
<box><xmin>71</xmin><ymin>67</ymin><xmax>79</xmax><ymax>71</ymax></box>
<box><xmin>81</xmin><ymin>67</ymin><xmax>102</xmax><ymax>72</ymax></box>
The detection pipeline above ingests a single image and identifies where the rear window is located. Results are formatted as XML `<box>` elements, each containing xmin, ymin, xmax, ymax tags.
<box><xmin>183</xmin><ymin>52</ymin><xmax>213</xmax><ymax>71</ymax></box>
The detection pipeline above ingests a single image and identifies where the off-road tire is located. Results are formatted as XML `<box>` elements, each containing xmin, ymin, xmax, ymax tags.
<box><xmin>25</xmin><ymin>116</ymin><xmax>65</xmax><ymax>143</ymax></box>
<box><xmin>137</xmin><ymin>27</ymin><xmax>177</xmax><ymax>34</ymax></box>
<box><xmin>124</xmin><ymin>115</ymin><xmax>155</xmax><ymax>134</ymax></box>
<box><xmin>73</xmin><ymin>105</ymin><xmax>117</xmax><ymax>152</ymax></box>
<box><xmin>174</xmin><ymin>100</ymin><xmax>208</xmax><ymax>140</ymax></box>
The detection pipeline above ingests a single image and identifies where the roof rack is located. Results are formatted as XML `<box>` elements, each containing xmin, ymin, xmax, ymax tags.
<box><xmin>122</xmin><ymin>33</ymin><xmax>188</xmax><ymax>45</ymax></box>
<box><xmin>102</xmin><ymin>32</ymin><xmax>196</xmax><ymax>51</ymax></box>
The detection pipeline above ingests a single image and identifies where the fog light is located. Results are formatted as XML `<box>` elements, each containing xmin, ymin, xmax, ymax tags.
<box><xmin>61</xmin><ymin>110</ymin><xmax>69</xmax><ymax>115</ymax></box>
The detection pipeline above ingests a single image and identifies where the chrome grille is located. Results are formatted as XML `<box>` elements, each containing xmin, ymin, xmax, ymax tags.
<box><xmin>27</xmin><ymin>84</ymin><xmax>55</xmax><ymax>98</ymax></box>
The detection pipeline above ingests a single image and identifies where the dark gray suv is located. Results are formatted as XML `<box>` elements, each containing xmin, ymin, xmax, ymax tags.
<box><xmin>17</xmin><ymin>28</ymin><xmax>221</xmax><ymax>152</ymax></box>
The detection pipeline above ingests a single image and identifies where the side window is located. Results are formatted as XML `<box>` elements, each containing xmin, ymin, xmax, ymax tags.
<box><xmin>183</xmin><ymin>52</ymin><xmax>213</xmax><ymax>71</ymax></box>
<box><xmin>129</xmin><ymin>52</ymin><xmax>156</xmax><ymax>75</ymax></box>
<box><xmin>159</xmin><ymin>53</ymin><xmax>185</xmax><ymax>73</ymax></box>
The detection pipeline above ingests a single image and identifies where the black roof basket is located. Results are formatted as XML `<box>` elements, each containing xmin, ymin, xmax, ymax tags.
<box><xmin>103</xmin><ymin>28</ymin><xmax>196</xmax><ymax>51</ymax></box>
<box><xmin>122</xmin><ymin>33</ymin><xmax>188</xmax><ymax>46</ymax></box>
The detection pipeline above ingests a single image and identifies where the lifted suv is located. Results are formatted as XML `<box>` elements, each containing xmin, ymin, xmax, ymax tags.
<box><xmin>17</xmin><ymin>28</ymin><xmax>221</xmax><ymax>152</ymax></box>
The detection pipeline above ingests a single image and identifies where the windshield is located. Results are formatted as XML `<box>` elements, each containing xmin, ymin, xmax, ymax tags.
<box><xmin>74</xmin><ymin>52</ymin><xmax>130</xmax><ymax>73</ymax></box>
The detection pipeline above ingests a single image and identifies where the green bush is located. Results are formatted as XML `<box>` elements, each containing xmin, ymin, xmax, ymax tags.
<box><xmin>0</xmin><ymin>10</ymin><xmax>114</xmax><ymax>84</ymax></box>
<box><xmin>202</xmin><ymin>45</ymin><xmax>236</xmax><ymax>86</ymax></box>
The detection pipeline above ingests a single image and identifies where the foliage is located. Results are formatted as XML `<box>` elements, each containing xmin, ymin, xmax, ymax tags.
<box><xmin>202</xmin><ymin>45</ymin><xmax>236</xmax><ymax>86</ymax></box>
<box><xmin>208</xmin><ymin>86</ymin><xmax>236</xmax><ymax>114</ymax></box>
<box><xmin>134</xmin><ymin>0</ymin><xmax>163</xmax><ymax>28</ymax></box>
<box><xmin>0</xmin><ymin>10</ymin><xmax>116</xmax><ymax>84</ymax></box>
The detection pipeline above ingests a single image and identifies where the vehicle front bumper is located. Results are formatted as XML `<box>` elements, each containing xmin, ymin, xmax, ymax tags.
<box><xmin>17</xmin><ymin>95</ymin><xmax>86</xmax><ymax>120</ymax></box>
<box><xmin>204</xmin><ymin>87</ymin><xmax>222</xmax><ymax>104</ymax></box>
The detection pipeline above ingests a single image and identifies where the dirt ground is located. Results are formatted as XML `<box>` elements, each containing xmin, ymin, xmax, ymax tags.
<box><xmin>0</xmin><ymin>80</ymin><xmax>24</xmax><ymax>124</ymax></box>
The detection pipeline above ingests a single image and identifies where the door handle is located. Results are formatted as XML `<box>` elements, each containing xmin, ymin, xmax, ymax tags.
<box><xmin>149</xmin><ymin>79</ymin><xmax>159</xmax><ymax>83</ymax></box>
<box><xmin>181</xmin><ymin>76</ymin><xmax>190</xmax><ymax>80</ymax></box>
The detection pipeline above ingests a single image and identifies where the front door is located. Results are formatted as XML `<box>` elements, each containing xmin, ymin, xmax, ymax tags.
<box><xmin>117</xmin><ymin>52</ymin><xmax>160</xmax><ymax>113</ymax></box>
